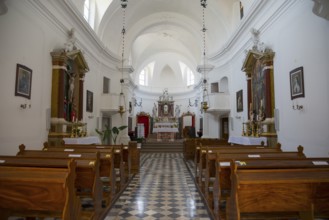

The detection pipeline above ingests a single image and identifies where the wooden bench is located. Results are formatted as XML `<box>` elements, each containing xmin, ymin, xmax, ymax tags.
<box><xmin>194</xmin><ymin>141</ymin><xmax>267</xmax><ymax>185</ymax></box>
<box><xmin>44</xmin><ymin>143</ymin><xmax>127</xmax><ymax>194</ymax></box>
<box><xmin>0</xmin><ymin>160</ymin><xmax>81</xmax><ymax>220</ymax></box>
<box><xmin>195</xmin><ymin>143</ymin><xmax>279</xmax><ymax>191</ymax></box>
<box><xmin>0</xmin><ymin>154</ymin><xmax>105</xmax><ymax>220</ymax></box>
<box><xmin>184</xmin><ymin>138</ymin><xmax>229</xmax><ymax>161</ymax></box>
<box><xmin>16</xmin><ymin>145</ymin><xmax>112</xmax><ymax>218</ymax></box>
<box><xmin>227</xmin><ymin>163</ymin><xmax>329</xmax><ymax>220</ymax></box>
<box><xmin>202</xmin><ymin>145</ymin><xmax>283</xmax><ymax>211</ymax></box>
<box><xmin>212</xmin><ymin>147</ymin><xmax>306</xmax><ymax>219</ymax></box>
<box><xmin>58</xmin><ymin>140</ymin><xmax>140</xmax><ymax>175</ymax></box>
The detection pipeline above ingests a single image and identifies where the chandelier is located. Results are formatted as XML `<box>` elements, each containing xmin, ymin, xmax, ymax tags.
<box><xmin>118</xmin><ymin>0</ymin><xmax>128</xmax><ymax>117</ymax></box>
<box><xmin>200</xmin><ymin>0</ymin><xmax>209</xmax><ymax>112</ymax></box>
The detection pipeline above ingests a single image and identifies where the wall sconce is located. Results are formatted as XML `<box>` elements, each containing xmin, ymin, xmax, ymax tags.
<box><xmin>188</xmin><ymin>98</ymin><xmax>198</xmax><ymax>107</ymax></box>
<box><xmin>292</xmin><ymin>104</ymin><xmax>303</xmax><ymax>110</ymax></box>
<box><xmin>133</xmin><ymin>97</ymin><xmax>142</xmax><ymax>107</ymax></box>
<box><xmin>20</xmin><ymin>104</ymin><xmax>31</xmax><ymax>109</ymax></box>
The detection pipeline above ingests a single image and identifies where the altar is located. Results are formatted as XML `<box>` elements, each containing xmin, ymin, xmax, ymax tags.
<box><xmin>228</xmin><ymin>136</ymin><xmax>267</xmax><ymax>146</ymax></box>
<box><xmin>63</xmin><ymin>136</ymin><xmax>101</xmax><ymax>145</ymax></box>
<box><xmin>153</xmin><ymin>122</ymin><xmax>178</xmax><ymax>141</ymax></box>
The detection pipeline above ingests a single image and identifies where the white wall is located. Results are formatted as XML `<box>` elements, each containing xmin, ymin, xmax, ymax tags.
<box><xmin>0</xmin><ymin>0</ymin><xmax>121</xmax><ymax>155</ymax></box>
<box><xmin>224</xmin><ymin>0</ymin><xmax>329</xmax><ymax>157</ymax></box>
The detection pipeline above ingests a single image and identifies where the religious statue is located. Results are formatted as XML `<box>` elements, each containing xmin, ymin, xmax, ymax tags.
<box><xmin>163</xmin><ymin>104</ymin><xmax>168</xmax><ymax>115</ymax></box>
<box><xmin>152</xmin><ymin>103</ymin><xmax>157</xmax><ymax>118</ymax></box>
<box><xmin>68</xmin><ymin>73</ymin><xmax>75</xmax><ymax>103</ymax></box>
<box><xmin>175</xmin><ymin>105</ymin><xmax>180</xmax><ymax>118</ymax></box>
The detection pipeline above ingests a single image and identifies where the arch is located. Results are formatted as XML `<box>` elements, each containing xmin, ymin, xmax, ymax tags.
<box><xmin>219</xmin><ymin>76</ymin><xmax>229</xmax><ymax>93</ymax></box>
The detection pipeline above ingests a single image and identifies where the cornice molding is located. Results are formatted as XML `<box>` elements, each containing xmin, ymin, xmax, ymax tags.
<box><xmin>312</xmin><ymin>0</ymin><xmax>329</xmax><ymax>20</ymax></box>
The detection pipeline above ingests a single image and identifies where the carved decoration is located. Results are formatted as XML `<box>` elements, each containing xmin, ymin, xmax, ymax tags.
<box><xmin>312</xmin><ymin>0</ymin><xmax>329</xmax><ymax>20</ymax></box>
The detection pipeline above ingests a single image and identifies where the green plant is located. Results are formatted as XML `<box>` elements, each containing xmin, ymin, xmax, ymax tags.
<box><xmin>95</xmin><ymin>125</ymin><xmax>127</xmax><ymax>144</ymax></box>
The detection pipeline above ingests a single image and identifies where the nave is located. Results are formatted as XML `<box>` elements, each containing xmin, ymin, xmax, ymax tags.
<box><xmin>105</xmin><ymin>153</ymin><xmax>211</xmax><ymax>220</ymax></box>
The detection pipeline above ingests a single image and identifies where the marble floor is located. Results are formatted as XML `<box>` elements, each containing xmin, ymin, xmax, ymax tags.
<box><xmin>104</xmin><ymin>153</ymin><xmax>211</xmax><ymax>220</ymax></box>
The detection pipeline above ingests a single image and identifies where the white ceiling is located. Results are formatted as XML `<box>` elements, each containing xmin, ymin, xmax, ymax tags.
<box><xmin>96</xmin><ymin>0</ymin><xmax>241</xmax><ymax>93</ymax></box>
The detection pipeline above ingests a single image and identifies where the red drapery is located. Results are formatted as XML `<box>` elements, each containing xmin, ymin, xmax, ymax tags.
<box><xmin>137</xmin><ymin>115</ymin><xmax>149</xmax><ymax>138</ymax></box>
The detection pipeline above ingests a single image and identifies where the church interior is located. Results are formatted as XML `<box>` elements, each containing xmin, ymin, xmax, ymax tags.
<box><xmin>0</xmin><ymin>0</ymin><xmax>329</xmax><ymax>219</ymax></box>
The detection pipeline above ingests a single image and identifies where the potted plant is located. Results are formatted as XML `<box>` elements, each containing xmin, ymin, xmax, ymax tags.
<box><xmin>95</xmin><ymin>125</ymin><xmax>128</xmax><ymax>144</ymax></box>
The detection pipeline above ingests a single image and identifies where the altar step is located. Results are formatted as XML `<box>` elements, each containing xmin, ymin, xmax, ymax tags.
<box><xmin>141</xmin><ymin>141</ymin><xmax>183</xmax><ymax>153</ymax></box>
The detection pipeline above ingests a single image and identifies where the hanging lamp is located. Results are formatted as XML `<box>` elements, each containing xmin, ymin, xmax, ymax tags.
<box><xmin>200</xmin><ymin>0</ymin><xmax>209</xmax><ymax>112</ymax></box>
<box><xmin>118</xmin><ymin>0</ymin><xmax>128</xmax><ymax>117</ymax></box>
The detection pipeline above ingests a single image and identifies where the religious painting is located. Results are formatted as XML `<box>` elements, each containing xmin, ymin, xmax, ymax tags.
<box><xmin>86</xmin><ymin>90</ymin><xmax>93</xmax><ymax>112</ymax></box>
<box><xmin>236</xmin><ymin>89</ymin><xmax>243</xmax><ymax>112</ymax></box>
<box><xmin>290</xmin><ymin>66</ymin><xmax>305</xmax><ymax>100</ymax></box>
<box><xmin>15</xmin><ymin>64</ymin><xmax>32</xmax><ymax>99</ymax></box>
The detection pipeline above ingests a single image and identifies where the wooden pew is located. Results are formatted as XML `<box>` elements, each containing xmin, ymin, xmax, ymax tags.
<box><xmin>0</xmin><ymin>154</ymin><xmax>104</xmax><ymax>220</ymax></box>
<box><xmin>193</xmin><ymin>138</ymin><xmax>229</xmax><ymax>165</ymax></box>
<box><xmin>0</xmin><ymin>160</ymin><xmax>81</xmax><ymax>220</ymax></box>
<box><xmin>58</xmin><ymin>141</ymin><xmax>138</xmax><ymax>176</ymax></box>
<box><xmin>16</xmin><ymin>145</ymin><xmax>109</xmax><ymax>219</ymax></box>
<box><xmin>203</xmin><ymin>145</ymin><xmax>283</xmax><ymax>212</ymax></box>
<box><xmin>196</xmin><ymin>143</ymin><xmax>279</xmax><ymax>193</ymax></box>
<box><xmin>212</xmin><ymin>146</ymin><xmax>306</xmax><ymax>219</ymax></box>
<box><xmin>44</xmin><ymin>143</ymin><xmax>126</xmax><ymax>194</ymax></box>
<box><xmin>226</xmin><ymin>162</ymin><xmax>329</xmax><ymax>220</ymax></box>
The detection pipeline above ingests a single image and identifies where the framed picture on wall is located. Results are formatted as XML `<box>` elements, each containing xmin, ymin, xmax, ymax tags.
<box><xmin>236</xmin><ymin>89</ymin><xmax>243</xmax><ymax>112</ymax></box>
<box><xmin>86</xmin><ymin>90</ymin><xmax>93</xmax><ymax>112</ymax></box>
<box><xmin>290</xmin><ymin>66</ymin><xmax>305</xmax><ymax>100</ymax></box>
<box><xmin>15</xmin><ymin>64</ymin><xmax>32</xmax><ymax>99</ymax></box>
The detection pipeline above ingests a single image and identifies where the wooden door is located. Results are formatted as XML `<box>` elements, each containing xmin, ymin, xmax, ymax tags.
<box><xmin>221</xmin><ymin>117</ymin><xmax>229</xmax><ymax>140</ymax></box>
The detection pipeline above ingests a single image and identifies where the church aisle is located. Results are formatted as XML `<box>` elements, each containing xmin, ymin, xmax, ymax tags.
<box><xmin>105</xmin><ymin>153</ymin><xmax>211</xmax><ymax>220</ymax></box>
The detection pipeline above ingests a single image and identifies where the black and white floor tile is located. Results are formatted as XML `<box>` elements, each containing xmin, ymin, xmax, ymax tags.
<box><xmin>104</xmin><ymin>153</ymin><xmax>211</xmax><ymax>220</ymax></box>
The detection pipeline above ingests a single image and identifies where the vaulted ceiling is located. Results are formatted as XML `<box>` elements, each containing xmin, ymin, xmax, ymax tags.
<box><xmin>96</xmin><ymin>0</ymin><xmax>242</xmax><ymax>93</ymax></box>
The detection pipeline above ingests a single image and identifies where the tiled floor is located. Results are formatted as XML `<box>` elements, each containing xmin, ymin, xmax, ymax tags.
<box><xmin>104</xmin><ymin>153</ymin><xmax>211</xmax><ymax>220</ymax></box>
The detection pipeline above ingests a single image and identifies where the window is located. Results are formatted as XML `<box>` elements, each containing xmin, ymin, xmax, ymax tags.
<box><xmin>186</xmin><ymin>69</ymin><xmax>195</xmax><ymax>86</ymax></box>
<box><xmin>211</xmin><ymin>82</ymin><xmax>219</xmax><ymax>93</ymax></box>
<box><xmin>139</xmin><ymin>70</ymin><xmax>146</xmax><ymax>86</ymax></box>
<box><xmin>103</xmin><ymin>77</ymin><xmax>110</xmax><ymax>93</ymax></box>
<box><xmin>179</xmin><ymin>62</ymin><xmax>195</xmax><ymax>86</ymax></box>
<box><xmin>84</xmin><ymin>0</ymin><xmax>90</xmax><ymax>21</ymax></box>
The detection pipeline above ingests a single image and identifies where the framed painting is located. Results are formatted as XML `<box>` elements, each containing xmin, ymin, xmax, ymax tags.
<box><xmin>236</xmin><ymin>89</ymin><xmax>243</xmax><ymax>112</ymax></box>
<box><xmin>15</xmin><ymin>64</ymin><xmax>32</xmax><ymax>99</ymax></box>
<box><xmin>86</xmin><ymin>90</ymin><xmax>93</xmax><ymax>112</ymax></box>
<box><xmin>290</xmin><ymin>66</ymin><xmax>305</xmax><ymax>100</ymax></box>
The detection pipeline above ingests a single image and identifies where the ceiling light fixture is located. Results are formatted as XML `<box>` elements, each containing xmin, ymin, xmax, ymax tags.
<box><xmin>200</xmin><ymin>0</ymin><xmax>209</xmax><ymax>112</ymax></box>
<box><xmin>118</xmin><ymin>0</ymin><xmax>128</xmax><ymax>117</ymax></box>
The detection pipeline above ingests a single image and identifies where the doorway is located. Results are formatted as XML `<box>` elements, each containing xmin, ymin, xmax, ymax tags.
<box><xmin>221</xmin><ymin>117</ymin><xmax>229</xmax><ymax>140</ymax></box>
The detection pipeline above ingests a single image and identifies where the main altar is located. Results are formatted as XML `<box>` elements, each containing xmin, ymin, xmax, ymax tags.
<box><xmin>152</xmin><ymin>89</ymin><xmax>179</xmax><ymax>141</ymax></box>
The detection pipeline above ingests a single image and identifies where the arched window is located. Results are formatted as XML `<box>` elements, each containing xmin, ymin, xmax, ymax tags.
<box><xmin>179</xmin><ymin>62</ymin><xmax>195</xmax><ymax>86</ymax></box>
<box><xmin>84</xmin><ymin>0</ymin><xmax>90</xmax><ymax>21</ymax></box>
<box><xmin>186</xmin><ymin>68</ymin><xmax>195</xmax><ymax>86</ymax></box>
<box><xmin>139</xmin><ymin>69</ymin><xmax>146</xmax><ymax>86</ymax></box>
